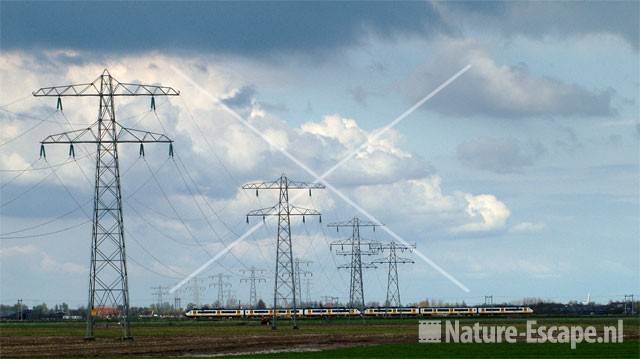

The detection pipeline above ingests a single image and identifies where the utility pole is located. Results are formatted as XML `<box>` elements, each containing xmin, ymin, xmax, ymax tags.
<box><xmin>151</xmin><ymin>286</ymin><xmax>169</xmax><ymax>313</ymax></box>
<box><xmin>240</xmin><ymin>266</ymin><xmax>266</xmax><ymax>308</ymax></box>
<box><xmin>185</xmin><ymin>277</ymin><xmax>205</xmax><ymax>308</ymax></box>
<box><xmin>174</xmin><ymin>296</ymin><xmax>182</xmax><ymax>311</ymax></box>
<box><xmin>371</xmin><ymin>241</ymin><xmax>415</xmax><ymax>307</ymax></box>
<box><xmin>484</xmin><ymin>295</ymin><xmax>493</xmax><ymax>306</ymax></box>
<box><xmin>328</xmin><ymin>217</ymin><xmax>381</xmax><ymax>313</ymax></box>
<box><xmin>243</xmin><ymin>174</ymin><xmax>324</xmax><ymax>329</ymax></box>
<box><xmin>209</xmin><ymin>273</ymin><xmax>231</xmax><ymax>308</ymax></box>
<box><xmin>34</xmin><ymin>70</ymin><xmax>178</xmax><ymax>340</ymax></box>
<box><xmin>294</xmin><ymin>259</ymin><xmax>312</xmax><ymax>306</ymax></box>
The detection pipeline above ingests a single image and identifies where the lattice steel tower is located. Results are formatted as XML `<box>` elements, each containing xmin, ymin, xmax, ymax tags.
<box><xmin>371</xmin><ymin>241</ymin><xmax>415</xmax><ymax>307</ymax></box>
<box><xmin>240</xmin><ymin>266</ymin><xmax>266</xmax><ymax>308</ymax></box>
<box><xmin>185</xmin><ymin>277</ymin><xmax>206</xmax><ymax>308</ymax></box>
<box><xmin>243</xmin><ymin>174</ymin><xmax>324</xmax><ymax>329</ymax></box>
<box><xmin>151</xmin><ymin>285</ymin><xmax>169</xmax><ymax>312</ymax></box>
<box><xmin>294</xmin><ymin>258</ymin><xmax>312</xmax><ymax>305</ymax></box>
<box><xmin>34</xmin><ymin>70</ymin><xmax>179</xmax><ymax>339</ymax></box>
<box><xmin>209</xmin><ymin>273</ymin><xmax>231</xmax><ymax>307</ymax></box>
<box><xmin>328</xmin><ymin>217</ymin><xmax>381</xmax><ymax>312</ymax></box>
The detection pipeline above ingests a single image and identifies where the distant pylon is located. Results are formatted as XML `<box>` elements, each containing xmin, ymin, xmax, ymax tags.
<box><xmin>240</xmin><ymin>266</ymin><xmax>266</xmax><ymax>308</ymax></box>
<box><xmin>209</xmin><ymin>273</ymin><xmax>231</xmax><ymax>307</ymax></box>
<box><xmin>243</xmin><ymin>174</ymin><xmax>324</xmax><ymax>329</ymax></box>
<box><xmin>328</xmin><ymin>217</ymin><xmax>382</xmax><ymax>313</ymax></box>
<box><xmin>151</xmin><ymin>285</ymin><xmax>169</xmax><ymax>312</ymax></box>
<box><xmin>294</xmin><ymin>259</ymin><xmax>312</xmax><ymax>306</ymax></box>
<box><xmin>185</xmin><ymin>277</ymin><xmax>205</xmax><ymax>307</ymax></box>
<box><xmin>34</xmin><ymin>70</ymin><xmax>179</xmax><ymax>339</ymax></box>
<box><xmin>371</xmin><ymin>241</ymin><xmax>415</xmax><ymax>307</ymax></box>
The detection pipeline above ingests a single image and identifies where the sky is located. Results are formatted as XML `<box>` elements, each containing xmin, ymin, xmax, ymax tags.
<box><xmin>0</xmin><ymin>1</ymin><xmax>638</xmax><ymax>308</ymax></box>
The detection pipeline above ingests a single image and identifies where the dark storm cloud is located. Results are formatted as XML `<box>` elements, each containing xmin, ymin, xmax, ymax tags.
<box><xmin>443</xmin><ymin>1</ymin><xmax>639</xmax><ymax>49</ymax></box>
<box><xmin>0</xmin><ymin>1</ymin><xmax>448</xmax><ymax>55</ymax></box>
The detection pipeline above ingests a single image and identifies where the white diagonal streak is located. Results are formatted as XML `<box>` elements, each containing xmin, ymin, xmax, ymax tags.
<box><xmin>171</xmin><ymin>64</ymin><xmax>471</xmax><ymax>293</ymax></box>
<box><xmin>169</xmin><ymin>222</ymin><xmax>263</xmax><ymax>293</ymax></box>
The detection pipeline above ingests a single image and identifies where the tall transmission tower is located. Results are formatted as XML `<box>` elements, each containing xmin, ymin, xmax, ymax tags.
<box><xmin>328</xmin><ymin>217</ymin><xmax>382</xmax><ymax>312</ymax></box>
<box><xmin>185</xmin><ymin>277</ymin><xmax>206</xmax><ymax>308</ymax></box>
<box><xmin>209</xmin><ymin>273</ymin><xmax>231</xmax><ymax>307</ymax></box>
<box><xmin>243</xmin><ymin>174</ymin><xmax>324</xmax><ymax>329</ymax></box>
<box><xmin>34</xmin><ymin>70</ymin><xmax>178</xmax><ymax>339</ymax></box>
<box><xmin>174</xmin><ymin>296</ymin><xmax>182</xmax><ymax>311</ymax></box>
<box><xmin>294</xmin><ymin>259</ymin><xmax>312</xmax><ymax>306</ymax></box>
<box><xmin>151</xmin><ymin>285</ymin><xmax>169</xmax><ymax>312</ymax></box>
<box><xmin>371</xmin><ymin>241</ymin><xmax>415</xmax><ymax>307</ymax></box>
<box><xmin>240</xmin><ymin>266</ymin><xmax>266</xmax><ymax>308</ymax></box>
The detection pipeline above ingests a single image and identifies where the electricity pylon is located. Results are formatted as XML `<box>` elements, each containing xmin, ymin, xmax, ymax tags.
<box><xmin>151</xmin><ymin>285</ymin><xmax>169</xmax><ymax>312</ymax></box>
<box><xmin>328</xmin><ymin>217</ymin><xmax>382</xmax><ymax>313</ymax></box>
<box><xmin>294</xmin><ymin>258</ymin><xmax>312</xmax><ymax>306</ymax></box>
<box><xmin>321</xmin><ymin>296</ymin><xmax>339</xmax><ymax>307</ymax></box>
<box><xmin>34</xmin><ymin>69</ymin><xmax>178</xmax><ymax>340</ymax></box>
<box><xmin>209</xmin><ymin>273</ymin><xmax>231</xmax><ymax>307</ymax></box>
<box><xmin>185</xmin><ymin>277</ymin><xmax>206</xmax><ymax>308</ymax></box>
<box><xmin>243</xmin><ymin>174</ymin><xmax>324</xmax><ymax>329</ymax></box>
<box><xmin>371</xmin><ymin>241</ymin><xmax>415</xmax><ymax>307</ymax></box>
<box><xmin>240</xmin><ymin>266</ymin><xmax>266</xmax><ymax>308</ymax></box>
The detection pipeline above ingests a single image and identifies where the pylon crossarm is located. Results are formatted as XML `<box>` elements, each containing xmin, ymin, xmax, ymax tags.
<box><xmin>288</xmin><ymin>205</ymin><xmax>321</xmax><ymax>216</ymax></box>
<box><xmin>41</xmin><ymin>124</ymin><xmax>99</xmax><ymax>144</ymax></box>
<box><xmin>242</xmin><ymin>180</ymin><xmax>325</xmax><ymax>190</ymax></box>
<box><xmin>112</xmin><ymin>82</ymin><xmax>179</xmax><ymax>96</ymax></box>
<box><xmin>33</xmin><ymin>77</ymin><xmax>179</xmax><ymax>97</ymax></box>
<box><xmin>338</xmin><ymin>263</ymin><xmax>376</xmax><ymax>269</ymax></box>
<box><xmin>33</xmin><ymin>82</ymin><xmax>99</xmax><ymax>96</ymax></box>
<box><xmin>285</xmin><ymin>180</ymin><xmax>325</xmax><ymax>189</ymax></box>
<box><xmin>246</xmin><ymin>205</ymin><xmax>278</xmax><ymax>217</ymax></box>
<box><xmin>116</xmin><ymin>125</ymin><xmax>173</xmax><ymax>143</ymax></box>
<box><xmin>326</xmin><ymin>219</ymin><xmax>382</xmax><ymax>227</ymax></box>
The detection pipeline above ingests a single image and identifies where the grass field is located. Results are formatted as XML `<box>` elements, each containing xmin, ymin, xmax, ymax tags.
<box><xmin>0</xmin><ymin>316</ymin><xmax>638</xmax><ymax>357</ymax></box>
<box><xmin>225</xmin><ymin>342</ymin><xmax>640</xmax><ymax>358</ymax></box>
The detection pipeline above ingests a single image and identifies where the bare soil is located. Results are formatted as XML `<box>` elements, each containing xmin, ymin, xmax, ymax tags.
<box><xmin>0</xmin><ymin>332</ymin><xmax>415</xmax><ymax>357</ymax></box>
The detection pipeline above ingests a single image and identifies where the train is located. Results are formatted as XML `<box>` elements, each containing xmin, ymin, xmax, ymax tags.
<box><xmin>185</xmin><ymin>306</ymin><xmax>533</xmax><ymax>319</ymax></box>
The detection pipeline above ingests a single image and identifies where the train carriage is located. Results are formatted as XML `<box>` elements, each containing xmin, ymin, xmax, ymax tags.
<box><xmin>185</xmin><ymin>306</ymin><xmax>533</xmax><ymax>319</ymax></box>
